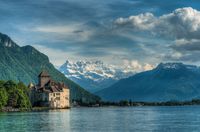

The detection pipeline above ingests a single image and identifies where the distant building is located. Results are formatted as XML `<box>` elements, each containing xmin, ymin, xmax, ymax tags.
<box><xmin>29</xmin><ymin>71</ymin><xmax>70</xmax><ymax>109</ymax></box>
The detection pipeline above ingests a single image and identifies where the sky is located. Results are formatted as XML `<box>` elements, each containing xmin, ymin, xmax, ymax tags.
<box><xmin>1</xmin><ymin>0</ymin><xmax>200</xmax><ymax>71</ymax></box>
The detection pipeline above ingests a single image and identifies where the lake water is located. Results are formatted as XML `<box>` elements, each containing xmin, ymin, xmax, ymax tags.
<box><xmin>0</xmin><ymin>106</ymin><xmax>200</xmax><ymax>132</ymax></box>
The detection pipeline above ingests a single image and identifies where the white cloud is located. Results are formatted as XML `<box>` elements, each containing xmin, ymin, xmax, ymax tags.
<box><xmin>122</xmin><ymin>60</ymin><xmax>154</xmax><ymax>72</ymax></box>
<box><xmin>34</xmin><ymin>44</ymin><xmax>72</xmax><ymax>66</ymax></box>
<box><xmin>24</xmin><ymin>24</ymin><xmax>94</xmax><ymax>42</ymax></box>
<box><xmin>34</xmin><ymin>25</ymin><xmax>76</xmax><ymax>33</ymax></box>
<box><xmin>165</xmin><ymin>39</ymin><xmax>200</xmax><ymax>62</ymax></box>
<box><xmin>34</xmin><ymin>44</ymin><xmax>156</xmax><ymax>72</ymax></box>
<box><xmin>115</xmin><ymin>7</ymin><xmax>200</xmax><ymax>63</ymax></box>
<box><xmin>115</xmin><ymin>7</ymin><xmax>200</xmax><ymax>39</ymax></box>
<box><xmin>115</xmin><ymin>13</ymin><xmax>155</xmax><ymax>30</ymax></box>
<box><xmin>172</xmin><ymin>39</ymin><xmax>200</xmax><ymax>51</ymax></box>
<box><xmin>131</xmin><ymin>60</ymin><xmax>142</xmax><ymax>69</ymax></box>
<box><xmin>143</xmin><ymin>63</ymin><xmax>154</xmax><ymax>71</ymax></box>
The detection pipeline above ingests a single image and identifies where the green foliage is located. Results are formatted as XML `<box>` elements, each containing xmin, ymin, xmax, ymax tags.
<box><xmin>0</xmin><ymin>80</ymin><xmax>31</xmax><ymax>109</ymax></box>
<box><xmin>0</xmin><ymin>88</ymin><xmax>8</xmax><ymax>109</ymax></box>
<box><xmin>16</xmin><ymin>88</ymin><xmax>31</xmax><ymax>108</ymax></box>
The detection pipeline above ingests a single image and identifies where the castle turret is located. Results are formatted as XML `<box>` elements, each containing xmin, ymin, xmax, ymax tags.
<box><xmin>38</xmin><ymin>71</ymin><xmax>50</xmax><ymax>87</ymax></box>
<box><xmin>28</xmin><ymin>82</ymin><xmax>34</xmax><ymax>89</ymax></box>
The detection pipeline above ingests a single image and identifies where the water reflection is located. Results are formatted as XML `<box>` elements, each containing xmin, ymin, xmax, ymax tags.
<box><xmin>0</xmin><ymin>109</ymin><xmax>70</xmax><ymax>132</ymax></box>
<box><xmin>1</xmin><ymin>106</ymin><xmax>200</xmax><ymax>131</ymax></box>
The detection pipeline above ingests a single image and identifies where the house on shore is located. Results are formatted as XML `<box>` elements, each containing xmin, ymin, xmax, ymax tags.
<box><xmin>29</xmin><ymin>71</ymin><xmax>70</xmax><ymax>109</ymax></box>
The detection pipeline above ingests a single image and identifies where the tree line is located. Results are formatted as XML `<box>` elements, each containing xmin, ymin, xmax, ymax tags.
<box><xmin>0</xmin><ymin>80</ymin><xmax>32</xmax><ymax>110</ymax></box>
<box><xmin>72</xmin><ymin>99</ymin><xmax>200</xmax><ymax>107</ymax></box>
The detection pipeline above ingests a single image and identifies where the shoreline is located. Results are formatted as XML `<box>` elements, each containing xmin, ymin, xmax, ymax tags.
<box><xmin>0</xmin><ymin>107</ymin><xmax>71</xmax><ymax>112</ymax></box>
<box><xmin>2</xmin><ymin>99</ymin><xmax>200</xmax><ymax>112</ymax></box>
<box><xmin>72</xmin><ymin>99</ymin><xmax>200</xmax><ymax>107</ymax></box>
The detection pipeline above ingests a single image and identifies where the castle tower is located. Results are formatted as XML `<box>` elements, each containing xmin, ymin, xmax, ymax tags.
<box><xmin>38</xmin><ymin>71</ymin><xmax>50</xmax><ymax>87</ymax></box>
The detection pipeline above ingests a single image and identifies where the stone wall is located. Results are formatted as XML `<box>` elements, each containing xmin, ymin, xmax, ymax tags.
<box><xmin>48</xmin><ymin>88</ymin><xmax>70</xmax><ymax>108</ymax></box>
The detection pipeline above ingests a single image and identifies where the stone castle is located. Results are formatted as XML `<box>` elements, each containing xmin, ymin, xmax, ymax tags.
<box><xmin>29</xmin><ymin>71</ymin><xmax>70</xmax><ymax>109</ymax></box>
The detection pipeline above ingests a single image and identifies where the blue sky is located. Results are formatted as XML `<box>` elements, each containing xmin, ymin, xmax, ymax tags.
<box><xmin>1</xmin><ymin>0</ymin><xmax>200</xmax><ymax>71</ymax></box>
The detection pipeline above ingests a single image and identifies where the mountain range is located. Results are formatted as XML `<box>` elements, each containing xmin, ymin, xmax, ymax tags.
<box><xmin>96</xmin><ymin>63</ymin><xmax>200</xmax><ymax>102</ymax></box>
<box><xmin>2</xmin><ymin>32</ymin><xmax>200</xmax><ymax>103</ymax></box>
<box><xmin>59</xmin><ymin>60</ymin><xmax>135</xmax><ymax>92</ymax></box>
<box><xmin>0</xmin><ymin>32</ymin><xmax>100</xmax><ymax>102</ymax></box>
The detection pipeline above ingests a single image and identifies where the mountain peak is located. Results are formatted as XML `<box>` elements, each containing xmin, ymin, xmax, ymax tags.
<box><xmin>22</xmin><ymin>45</ymin><xmax>39</xmax><ymax>53</ymax></box>
<box><xmin>0</xmin><ymin>33</ymin><xmax>18</xmax><ymax>48</ymax></box>
<box><xmin>97</xmin><ymin>62</ymin><xmax>200</xmax><ymax>102</ymax></box>
<box><xmin>59</xmin><ymin>60</ymin><xmax>135</xmax><ymax>92</ymax></box>
<box><xmin>156</xmin><ymin>62</ymin><xmax>185</xmax><ymax>70</ymax></box>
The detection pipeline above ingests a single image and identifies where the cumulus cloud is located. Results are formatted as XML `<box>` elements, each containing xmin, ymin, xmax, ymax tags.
<box><xmin>143</xmin><ymin>63</ymin><xmax>154</xmax><ymax>71</ymax></box>
<box><xmin>115</xmin><ymin>7</ymin><xmax>200</xmax><ymax>39</ymax></box>
<box><xmin>115</xmin><ymin>13</ymin><xmax>155</xmax><ymax>30</ymax></box>
<box><xmin>122</xmin><ymin>60</ymin><xmax>154</xmax><ymax>72</ymax></box>
<box><xmin>115</xmin><ymin>7</ymin><xmax>200</xmax><ymax>63</ymax></box>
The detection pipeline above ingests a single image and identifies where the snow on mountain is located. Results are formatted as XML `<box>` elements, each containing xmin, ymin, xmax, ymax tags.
<box><xmin>156</xmin><ymin>62</ymin><xmax>199</xmax><ymax>71</ymax></box>
<box><xmin>59</xmin><ymin>60</ymin><xmax>135</xmax><ymax>92</ymax></box>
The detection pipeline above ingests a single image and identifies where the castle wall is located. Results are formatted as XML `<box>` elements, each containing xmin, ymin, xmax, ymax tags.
<box><xmin>48</xmin><ymin>88</ymin><xmax>70</xmax><ymax>108</ymax></box>
<box><xmin>60</xmin><ymin>88</ymin><xmax>70</xmax><ymax>108</ymax></box>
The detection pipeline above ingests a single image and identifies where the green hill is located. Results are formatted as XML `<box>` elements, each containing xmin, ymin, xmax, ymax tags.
<box><xmin>0</xmin><ymin>33</ymin><xmax>100</xmax><ymax>102</ymax></box>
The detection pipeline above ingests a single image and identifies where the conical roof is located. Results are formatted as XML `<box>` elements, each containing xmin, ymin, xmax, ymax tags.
<box><xmin>28</xmin><ymin>82</ymin><xmax>34</xmax><ymax>88</ymax></box>
<box><xmin>38</xmin><ymin>71</ymin><xmax>50</xmax><ymax>77</ymax></box>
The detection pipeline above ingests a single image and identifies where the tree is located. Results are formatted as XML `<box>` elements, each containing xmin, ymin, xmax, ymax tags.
<box><xmin>4</xmin><ymin>80</ymin><xmax>17</xmax><ymax>90</ymax></box>
<box><xmin>0</xmin><ymin>88</ymin><xmax>8</xmax><ymax>109</ymax></box>
<box><xmin>1</xmin><ymin>80</ymin><xmax>32</xmax><ymax>109</ymax></box>
<box><xmin>16</xmin><ymin>89</ymin><xmax>31</xmax><ymax>108</ymax></box>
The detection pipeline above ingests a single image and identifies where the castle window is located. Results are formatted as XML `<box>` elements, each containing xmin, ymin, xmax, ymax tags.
<box><xmin>56</xmin><ymin>97</ymin><xmax>60</xmax><ymax>100</ymax></box>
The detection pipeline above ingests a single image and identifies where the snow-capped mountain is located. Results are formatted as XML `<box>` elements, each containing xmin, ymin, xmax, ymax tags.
<box><xmin>97</xmin><ymin>62</ymin><xmax>200</xmax><ymax>101</ymax></box>
<box><xmin>59</xmin><ymin>60</ymin><xmax>135</xmax><ymax>92</ymax></box>
<box><xmin>156</xmin><ymin>62</ymin><xmax>198</xmax><ymax>70</ymax></box>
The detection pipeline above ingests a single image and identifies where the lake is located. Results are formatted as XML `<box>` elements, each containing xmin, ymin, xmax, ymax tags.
<box><xmin>0</xmin><ymin>106</ymin><xmax>200</xmax><ymax>132</ymax></box>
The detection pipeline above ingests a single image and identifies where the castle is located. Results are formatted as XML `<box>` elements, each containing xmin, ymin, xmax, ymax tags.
<box><xmin>29</xmin><ymin>71</ymin><xmax>70</xmax><ymax>109</ymax></box>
